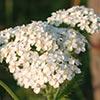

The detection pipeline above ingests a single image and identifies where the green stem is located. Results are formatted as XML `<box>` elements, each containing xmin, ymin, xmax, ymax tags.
<box><xmin>54</xmin><ymin>88</ymin><xmax>60</xmax><ymax>100</ymax></box>
<box><xmin>46</xmin><ymin>88</ymin><xmax>51</xmax><ymax>100</ymax></box>
<box><xmin>45</xmin><ymin>85</ymin><xmax>55</xmax><ymax>100</ymax></box>
<box><xmin>0</xmin><ymin>80</ymin><xmax>19</xmax><ymax>100</ymax></box>
<box><xmin>47</xmin><ymin>95</ymin><xmax>51</xmax><ymax>100</ymax></box>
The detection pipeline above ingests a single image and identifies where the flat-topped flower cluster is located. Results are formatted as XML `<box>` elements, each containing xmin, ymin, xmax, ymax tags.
<box><xmin>47</xmin><ymin>6</ymin><xmax>100</xmax><ymax>34</ymax></box>
<box><xmin>0</xmin><ymin>6</ymin><xmax>100</xmax><ymax>94</ymax></box>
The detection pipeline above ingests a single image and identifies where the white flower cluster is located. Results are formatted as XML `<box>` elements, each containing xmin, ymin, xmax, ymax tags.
<box><xmin>0</xmin><ymin>6</ymin><xmax>99</xmax><ymax>94</ymax></box>
<box><xmin>47</xmin><ymin>6</ymin><xmax>100</xmax><ymax>34</ymax></box>
<box><xmin>0</xmin><ymin>21</ymin><xmax>83</xmax><ymax>94</ymax></box>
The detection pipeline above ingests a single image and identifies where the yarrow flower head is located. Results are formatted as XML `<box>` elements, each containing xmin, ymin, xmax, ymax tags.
<box><xmin>0</xmin><ymin>21</ymin><xmax>82</xmax><ymax>93</ymax></box>
<box><xmin>47</xmin><ymin>6</ymin><xmax>100</xmax><ymax>34</ymax></box>
<box><xmin>0</xmin><ymin>6</ymin><xmax>100</xmax><ymax>95</ymax></box>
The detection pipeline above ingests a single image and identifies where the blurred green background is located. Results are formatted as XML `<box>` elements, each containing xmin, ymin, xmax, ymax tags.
<box><xmin>0</xmin><ymin>0</ymin><xmax>93</xmax><ymax>100</ymax></box>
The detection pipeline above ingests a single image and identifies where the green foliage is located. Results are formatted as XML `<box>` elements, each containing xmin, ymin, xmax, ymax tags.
<box><xmin>80</xmin><ymin>0</ymin><xmax>88</xmax><ymax>6</ymax></box>
<box><xmin>54</xmin><ymin>74</ymin><xmax>83</xmax><ymax>100</ymax></box>
<box><xmin>16</xmin><ymin>88</ymin><xmax>45</xmax><ymax>100</ymax></box>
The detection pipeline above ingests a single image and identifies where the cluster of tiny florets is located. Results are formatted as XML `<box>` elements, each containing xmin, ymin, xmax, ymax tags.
<box><xmin>0</xmin><ymin>6</ymin><xmax>99</xmax><ymax>94</ymax></box>
<box><xmin>47</xmin><ymin>6</ymin><xmax>100</xmax><ymax>34</ymax></box>
<box><xmin>0</xmin><ymin>21</ymin><xmax>82</xmax><ymax>93</ymax></box>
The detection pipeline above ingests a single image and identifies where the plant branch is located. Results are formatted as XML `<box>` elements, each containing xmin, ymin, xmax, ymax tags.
<box><xmin>0</xmin><ymin>80</ymin><xmax>19</xmax><ymax>100</ymax></box>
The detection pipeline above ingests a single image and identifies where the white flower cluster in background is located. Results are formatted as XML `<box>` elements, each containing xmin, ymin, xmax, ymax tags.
<box><xmin>0</xmin><ymin>6</ymin><xmax>100</xmax><ymax>94</ymax></box>
<box><xmin>47</xmin><ymin>6</ymin><xmax>100</xmax><ymax>34</ymax></box>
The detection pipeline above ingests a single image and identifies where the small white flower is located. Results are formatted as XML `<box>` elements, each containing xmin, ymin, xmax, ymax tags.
<box><xmin>34</xmin><ymin>88</ymin><xmax>40</xmax><ymax>94</ymax></box>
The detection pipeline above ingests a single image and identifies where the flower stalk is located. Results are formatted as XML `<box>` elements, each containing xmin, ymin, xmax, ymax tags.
<box><xmin>0</xmin><ymin>80</ymin><xmax>19</xmax><ymax>100</ymax></box>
